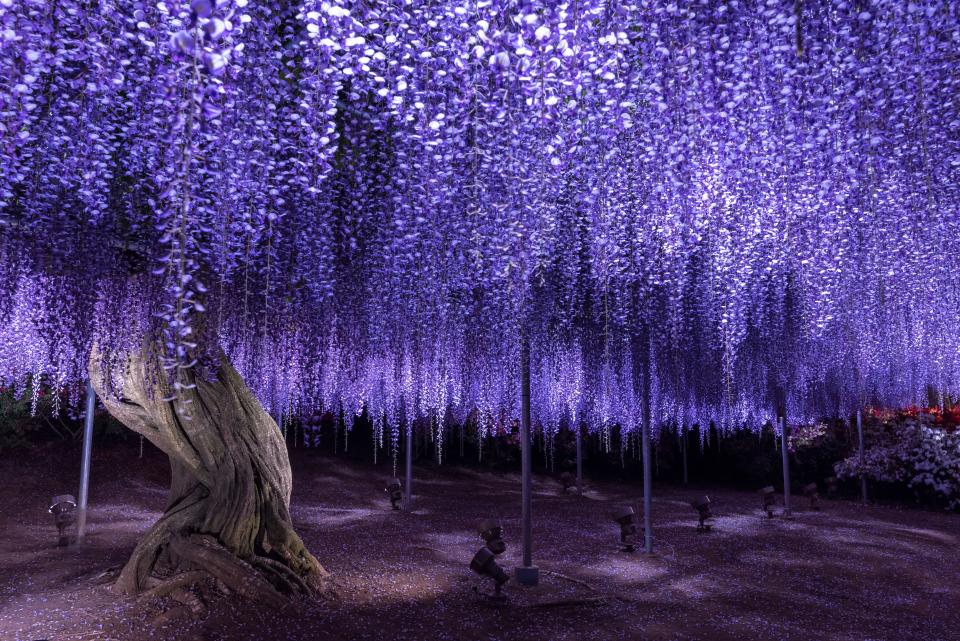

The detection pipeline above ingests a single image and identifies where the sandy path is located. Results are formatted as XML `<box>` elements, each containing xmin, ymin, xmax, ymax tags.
<box><xmin>1</xmin><ymin>441</ymin><xmax>957</xmax><ymax>641</ymax></box>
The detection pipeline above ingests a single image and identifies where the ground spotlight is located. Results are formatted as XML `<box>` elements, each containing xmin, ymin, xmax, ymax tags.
<box><xmin>803</xmin><ymin>482</ymin><xmax>820</xmax><ymax>510</ymax></box>
<box><xmin>477</xmin><ymin>519</ymin><xmax>506</xmax><ymax>555</ymax></box>
<box><xmin>558</xmin><ymin>471</ymin><xmax>575</xmax><ymax>494</ymax></box>
<box><xmin>613</xmin><ymin>506</ymin><xmax>639</xmax><ymax>552</ymax></box>
<box><xmin>385</xmin><ymin>478</ymin><xmax>403</xmax><ymax>510</ymax></box>
<box><xmin>758</xmin><ymin>486</ymin><xmax>777</xmax><ymax>518</ymax></box>
<box><xmin>49</xmin><ymin>494</ymin><xmax>77</xmax><ymax>546</ymax></box>
<box><xmin>691</xmin><ymin>495</ymin><xmax>713</xmax><ymax>532</ymax></box>
<box><xmin>470</xmin><ymin>547</ymin><xmax>509</xmax><ymax>602</ymax></box>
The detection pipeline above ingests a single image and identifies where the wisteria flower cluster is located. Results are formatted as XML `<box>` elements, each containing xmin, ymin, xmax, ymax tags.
<box><xmin>0</xmin><ymin>1</ymin><xmax>958</xmax><ymax>460</ymax></box>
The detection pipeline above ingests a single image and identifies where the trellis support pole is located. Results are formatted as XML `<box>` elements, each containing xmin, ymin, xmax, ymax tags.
<box><xmin>77</xmin><ymin>381</ymin><xmax>96</xmax><ymax>542</ymax></box>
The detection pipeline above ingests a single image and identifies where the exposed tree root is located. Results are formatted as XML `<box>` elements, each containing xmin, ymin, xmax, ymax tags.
<box><xmin>543</xmin><ymin>570</ymin><xmax>598</xmax><ymax>591</ymax></box>
<box><xmin>169</xmin><ymin>586</ymin><xmax>207</xmax><ymax>617</ymax></box>
<box><xmin>148</xmin><ymin>603</ymin><xmax>194</xmax><ymax>627</ymax></box>
<box><xmin>167</xmin><ymin>535</ymin><xmax>290</xmax><ymax>610</ymax></box>
<box><xmin>251</xmin><ymin>556</ymin><xmax>316</xmax><ymax>597</ymax></box>
<box><xmin>85</xmin><ymin>566</ymin><xmax>121</xmax><ymax>585</ymax></box>
<box><xmin>138</xmin><ymin>571</ymin><xmax>209</xmax><ymax>602</ymax></box>
<box><xmin>527</xmin><ymin>596</ymin><xmax>608</xmax><ymax>609</ymax></box>
<box><xmin>120</xmin><ymin>527</ymin><xmax>328</xmax><ymax>609</ymax></box>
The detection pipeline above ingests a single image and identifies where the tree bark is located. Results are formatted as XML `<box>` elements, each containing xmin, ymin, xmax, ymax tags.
<box><xmin>90</xmin><ymin>345</ymin><xmax>326</xmax><ymax>602</ymax></box>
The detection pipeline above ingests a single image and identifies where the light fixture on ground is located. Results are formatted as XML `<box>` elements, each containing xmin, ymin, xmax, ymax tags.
<box><xmin>613</xmin><ymin>506</ymin><xmax>639</xmax><ymax>552</ymax></box>
<box><xmin>558</xmin><ymin>471</ymin><xmax>575</xmax><ymax>494</ymax></box>
<box><xmin>470</xmin><ymin>547</ymin><xmax>509</xmax><ymax>603</ymax></box>
<box><xmin>758</xmin><ymin>486</ymin><xmax>777</xmax><ymax>518</ymax></box>
<box><xmin>385</xmin><ymin>478</ymin><xmax>403</xmax><ymax>510</ymax></box>
<box><xmin>477</xmin><ymin>519</ymin><xmax>506</xmax><ymax>554</ymax></box>
<box><xmin>803</xmin><ymin>482</ymin><xmax>820</xmax><ymax>510</ymax></box>
<box><xmin>691</xmin><ymin>495</ymin><xmax>713</xmax><ymax>532</ymax></box>
<box><xmin>49</xmin><ymin>494</ymin><xmax>77</xmax><ymax>546</ymax></box>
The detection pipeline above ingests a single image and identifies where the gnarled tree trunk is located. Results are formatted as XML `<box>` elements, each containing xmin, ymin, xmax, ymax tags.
<box><xmin>90</xmin><ymin>346</ymin><xmax>325</xmax><ymax>605</ymax></box>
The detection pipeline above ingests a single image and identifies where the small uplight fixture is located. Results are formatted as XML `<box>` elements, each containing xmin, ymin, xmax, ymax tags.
<box><xmin>803</xmin><ymin>482</ymin><xmax>821</xmax><ymax>510</ymax></box>
<box><xmin>470</xmin><ymin>547</ymin><xmax>509</xmax><ymax>602</ymax></box>
<box><xmin>477</xmin><ymin>519</ymin><xmax>506</xmax><ymax>555</ymax></box>
<box><xmin>691</xmin><ymin>495</ymin><xmax>713</xmax><ymax>532</ymax></box>
<box><xmin>558</xmin><ymin>471</ymin><xmax>575</xmax><ymax>494</ymax></box>
<box><xmin>49</xmin><ymin>494</ymin><xmax>77</xmax><ymax>546</ymax></box>
<box><xmin>758</xmin><ymin>486</ymin><xmax>777</xmax><ymax>518</ymax></box>
<box><xmin>613</xmin><ymin>506</ymin><xmax>639</xmax><ymax>552</ymax></box>
<box><xmin>385</xmin><ymin>478</ymin><xmax>403</xmax><ymax>510</ymax></box>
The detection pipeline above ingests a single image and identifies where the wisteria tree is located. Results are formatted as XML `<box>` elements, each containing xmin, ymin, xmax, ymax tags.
<box><xmin>1</xmin><ymin>0</ymin><xmax>958</xmax><ymax>602</ymax></box>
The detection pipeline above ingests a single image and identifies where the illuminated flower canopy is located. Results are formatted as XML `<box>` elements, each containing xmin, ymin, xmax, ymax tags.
<box><xmin>1</xmin><ymin>1</ymin><xmax>958</xmax><ymax>453</ymax></box>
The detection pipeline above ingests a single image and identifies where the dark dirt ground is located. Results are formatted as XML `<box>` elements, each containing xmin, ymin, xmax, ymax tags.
<box><xmin>1</xmin><ymin>440</ymin><xmax>958</xmax><ymax>641</ymax></box>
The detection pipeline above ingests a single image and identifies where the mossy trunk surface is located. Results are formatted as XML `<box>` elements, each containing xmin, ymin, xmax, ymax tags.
<box><xmin>90</xmin><ymin>347</ymin><xmax>325</xmax><ymax>606</ymax></box>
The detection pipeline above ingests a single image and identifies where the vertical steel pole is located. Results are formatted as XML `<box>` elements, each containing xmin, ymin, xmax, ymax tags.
<box><xmin>779</xmin><ymin>415</ymin><xmax>792</xmax><ymax>517</ymax></box>
<box><xmin>517</xmin><ymin>332</ymin><xmax>539</xmax><ymax>584</ymax></box>
<box><xmin>681</xmin><ymin>429</ymin><xmax>688</xmax><ymax>486</ymax></box>
<box><xmin>575</xmin><ymin>422</ymin><xmax>583</xmax><ymax>495</ymax></box>
<box><xmin>404</xmin><ymin>423</ymin><xmax>413</xmax><ymax>509</ymax></box>
<box><xmin>77</xmin><ymin>380</ymin><xmax>96</xmax><ymax>542</ymax></box>
<box><xmin>857</xmin><ymin>410</ymin><xmax>867</xmax><ymax>503</ymax></box>
<box><xmin>641</xmin><ymin>346</ymin><xmax>653</xmax><ymax>554</ymax></box>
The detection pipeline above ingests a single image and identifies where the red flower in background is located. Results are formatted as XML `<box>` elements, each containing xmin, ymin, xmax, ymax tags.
<box><xmin>868</xmin><ymin>405</ymin><xmax>959</xmax><ymax>433</ymax></box>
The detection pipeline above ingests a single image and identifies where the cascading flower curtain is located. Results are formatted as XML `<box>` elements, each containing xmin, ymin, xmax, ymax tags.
<box><xmin>0</xmin><ymin>0</ymin><xmax>957</xmax><ymax>446</ymax></box>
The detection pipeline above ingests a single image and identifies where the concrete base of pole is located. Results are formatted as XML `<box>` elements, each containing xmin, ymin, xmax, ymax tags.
<box><xmin>515</xmin><ymin>565</ymin><xmax>540</xmax><ymax>586</ymax></box>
